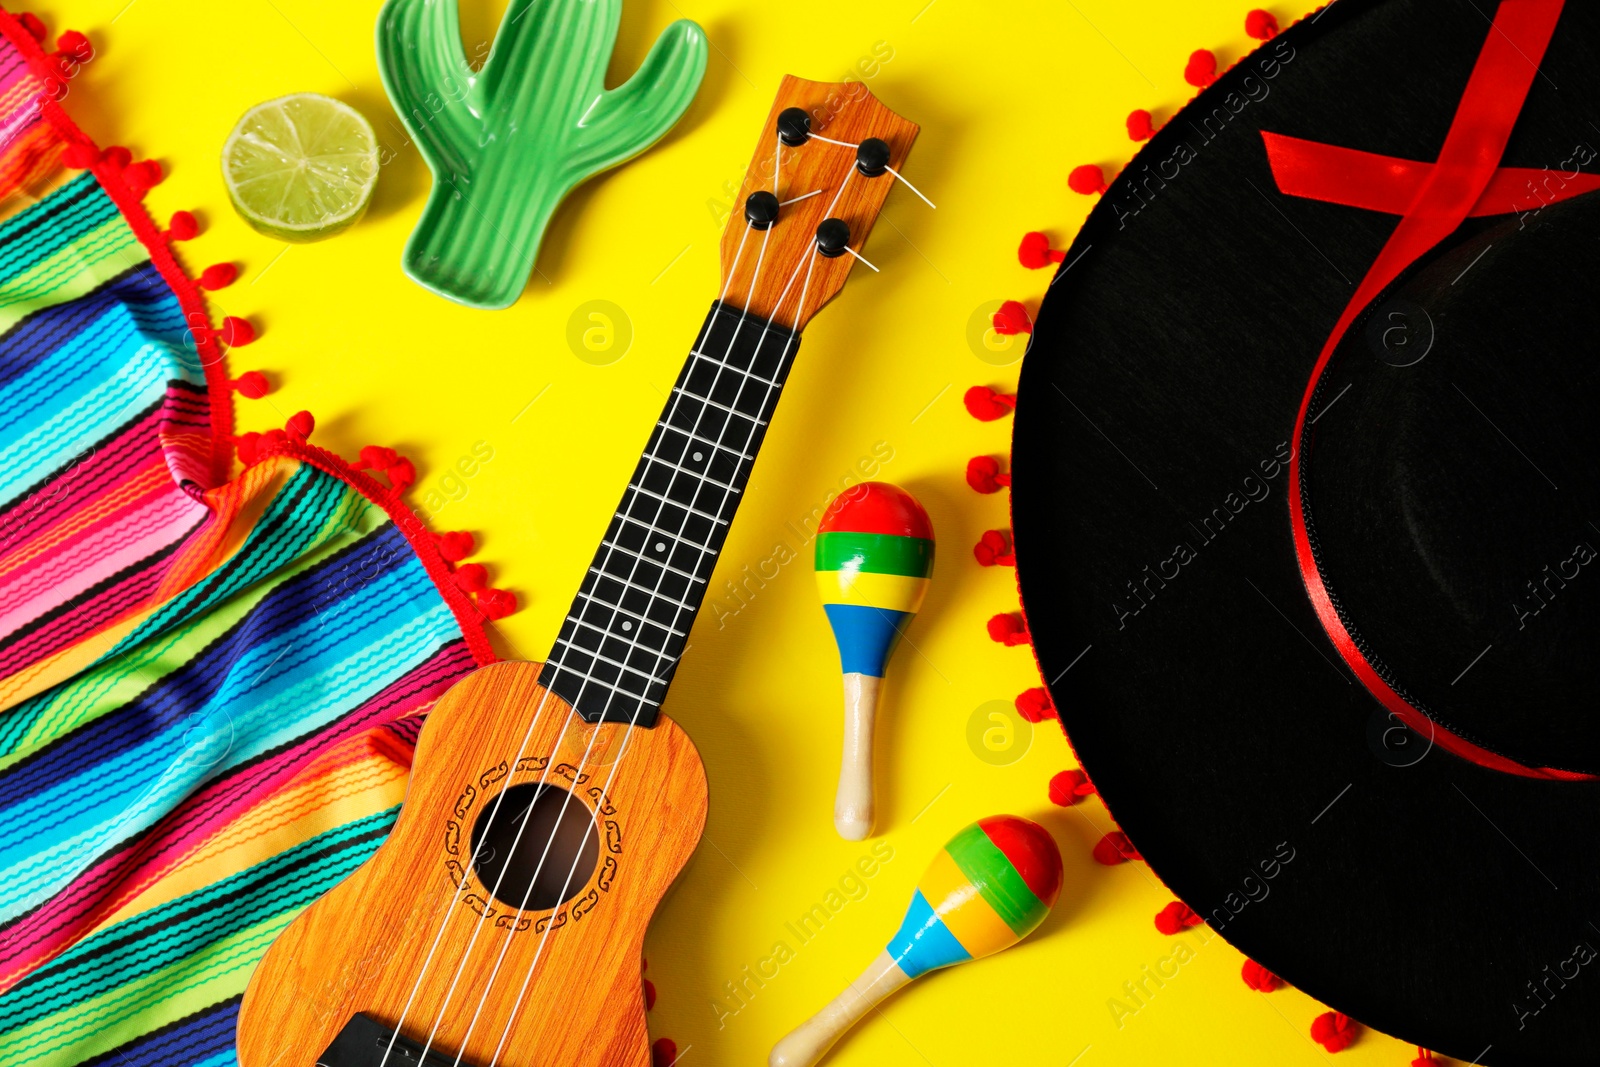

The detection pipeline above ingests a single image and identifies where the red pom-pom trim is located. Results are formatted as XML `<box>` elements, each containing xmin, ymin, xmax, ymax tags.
<box><xmin>1412</xmin><ymin>1049</ymin><xmax>1437</xmax><ymax>1067</ymax></box>
<box><xmin>386</xmin><ymin>458</ymin><xmax>417</xmax><ymax>493</ymax></box>
<box><xmin>200</xmin><ymin>263</ymin><xmax>239</xmax><ymax>290</ymax></box>
<box><xmin>1153</xmin><ymin>901</ymin><xmax>1202</xmax><ymax>935</ymax></box>
<box><xmin>477</xmin><ymin>587</ymin><xmax>518</xmax><ymax>620</ymax></box>
<box><xmin>286</xmin><ymin>410</ymin><xmax>315</xmax><ymax>441</ymax></box>
<box><xmin>354</xmin><ymin>445</ymin><xmax>398</xmax><ymax>471</ymax></box>
<box><xmin>966</xmin><ymin>455</ymin><xmax>1011</xmax><ymax>494</ymax></box>
<box><xmin>235</xmin><ymin>431</ymin><xmax>263</xmax><ymax>466</ymax></box>
<box><xmin>55</xmin><ymin>30</ymin><xmax>92</xmax><ymax>62</ymax></box>
<box><xmin>1048</xmin><ymin>768</ymin><xmax>1095</xmax><ymax>806</ymax></box>
<box><xmin>123</xmin><ymin>159</ymin><xmax>164</xmax><ymax>195</ymax></box>
<box><xmin>986</xmin><ymin>611</ymin><xmax>1029</xmax><ymax>646</ymax></box>
<box><xmin>1092</xmin><ymin>831</ymin><xmax>1141</xmax><ymax>865</ymax></box>
<box><xmin>18</xmin><ymin>13</ymin><xmax>47</xmax><ymax>40</ymax></box>
<box><xmin>1241</xmin><ymin>958</ymin><xmax>1285</xmax><ymax>992</ymax></box>
<box><xmin>454</xmin><ymin>563</ymin><xmax>489</xmax><ymax>594</ymax></box>
<box><xmin>166</xmin><ymin>210</ymin><xmax>200</xmax><ymax>241</ymax></box>
<box><xmin>973</xmin><ymin>529</ymin><xmax>1014</xmax><ymax>567</ymax></box>
<box><xmin>992</xmin><ymin>300</ymin><xmax>1033</xmax><ymax>336</ymax></box>
<box><xmin>1018</xmin><ymin>231</ymin><xmax>1066</xmax><ymax>269</ymax></box>
<box><xmin>1015</xmin><ymin>687</ymin><xmax>1054</xmax><ymax>723</ymax></box>
<box><xmin>1126</xmin><ymin>109</ymin><xmax>1155</xmax><ymax>141</ymax></box>
<box><xmin>231</xmin><ymin>371</ymin><xmax>270</xmax><ymax>399</ymax></box>
<box><xmin>221</xmin><ymin>316</ymin><xmax>256</xmax><ymax>347</ymax></box>
<box><xmin>1184</xmin><ymin>49</ymin><xmax>1218</xmax><ymax>88</ymax></box>
<box><xmin>436</xmin><ymin>531</ymin><xmax>476</xmax><ymax>562</ymax></box>
<box><xmin>62</xmin><ymin>142</ymin><xmax>97</xmax><ymax>169</ymax></box>
<box><xmin>963</xmin><ymin>385</ymin><xmax>1016</xmax><ymax>422</ymax></box>
<box><xmin>1310</xmin><ymin>1011</ymin><xmax>1360</xmax><ymax>1053</ymax></box>
<box><xmin>1068</xmin><ymin>163</ymin><xmax>1108</xmax><ymax>196</ymax></box>
<box><xmin>643</xmin><ymin>977</ymin><xmax>657</xmax><ymax>1012</ymax></box>
<box><xmin>101</xmin><ymin>145</ymin><xmax>132</xmax><ymax>169</ymax></box>
<box><xmin>1246</xmin><ymin>9</ymin><xmax>1279</xmax><ymax>39</ymax></box>
<box><xmin>650</xmin><ymin>1038</ymin><xmax>677</xmax><ymax>1067</ymax></box>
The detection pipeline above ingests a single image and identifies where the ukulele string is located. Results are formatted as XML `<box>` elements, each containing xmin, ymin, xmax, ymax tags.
<box><xmin>811</xmin><ymin>132</ymin><xmax>937</xmax><ymax>209</ymax></box>
<box><xmin>404</xmin><ymin>684</ymin><xmax>595</xmax><ymax>1067</ymax></box>
<box><xmin>448</xmin><ymin>215</ymin><xmax>802</xmax><ymax>1067</ymax></box>
<box><xmin>374</xmin><ymin>685</ymin><xmax>560</xmax><ymax>1067</ymax></box>
<box><xmin>400</xmin><ymin>219</ymin><xmax>768</xmax><ymax>1067</ymax></box>
<box><xmin>438</xmin><ymin>224</ymin><xmax>782</xmax><ymax>1067</ymax></box>
<box><xmin>414</xmin><ymin>135</ymin><xmax>868</xmax><ymax>1059</ymax></box>
<box><xmin>484</xmin><ymin>247</ymin><xmax>825</xmax><ymax>1067</ymax></box>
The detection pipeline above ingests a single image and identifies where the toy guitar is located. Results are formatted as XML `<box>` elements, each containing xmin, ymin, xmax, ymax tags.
<box><xmin>236</xmin><ymin>77</ymin><xmax>918</xmax><ymax>1067</ymax></box>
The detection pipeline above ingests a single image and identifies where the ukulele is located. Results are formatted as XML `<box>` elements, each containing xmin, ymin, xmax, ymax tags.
<box><xmin>236</xmin><ymin>76</ymin><xmax>918</xmax><ymax>1067</ymax></box>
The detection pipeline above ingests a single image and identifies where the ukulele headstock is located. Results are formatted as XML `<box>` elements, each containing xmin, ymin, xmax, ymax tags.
<box><xmin>718</xmin><ymin>75</ymin><xmax>920</xmax><ymax>332</ymax></box>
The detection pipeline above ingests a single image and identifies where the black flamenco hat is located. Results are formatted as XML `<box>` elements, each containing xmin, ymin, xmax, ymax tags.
<box><xmin>1013</xmin><ymin>1</ymin><xmax>1600</xmax><ymax>1062</ymax></box>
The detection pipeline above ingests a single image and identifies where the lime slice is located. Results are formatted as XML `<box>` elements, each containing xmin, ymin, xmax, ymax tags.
<box><xmin>222</xmin><ymin>94</ymin><xmax>379</xmax><ymax>243</ymax></box>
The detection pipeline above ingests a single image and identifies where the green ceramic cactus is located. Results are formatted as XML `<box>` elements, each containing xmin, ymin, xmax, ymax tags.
<box><xmin>376</xmin><ymin>0</ymin><xmax>708</xmax><ymax>309</ymax></box>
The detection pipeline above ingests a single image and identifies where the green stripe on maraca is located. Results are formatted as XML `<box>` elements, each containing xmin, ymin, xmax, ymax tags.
<box><xmin>814</xmin><ymin>531</ymin><xmax>934</xmax><ymax>578</ymax></box>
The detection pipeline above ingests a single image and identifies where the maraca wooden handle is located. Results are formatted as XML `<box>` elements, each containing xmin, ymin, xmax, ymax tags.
<box><xmin>835</xmin><ymin>673</ymin><xmax>880</xmax><ymax>840</ymax></box>
<box><xmin>770</xmin><ymin>950</ymin><xmax>911</xmax><ymax>1067</ymax></box>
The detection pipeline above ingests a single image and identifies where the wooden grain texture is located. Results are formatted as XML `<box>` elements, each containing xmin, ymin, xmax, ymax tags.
<box><xmin>237</xmin><ymin>660</ymin><xmax>707</xmax><ymax>1067</ymax></box>
<box><xmin>718</xmin><ymin>75</ymin><xmax>919</xmax><ymax>331</ymax></box>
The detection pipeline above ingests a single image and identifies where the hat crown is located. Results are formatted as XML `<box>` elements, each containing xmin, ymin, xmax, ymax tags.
<box><xmin>1307</xmin><ymin>189</ymin><xmax>1600</xmax><ymax>772</ymax></box>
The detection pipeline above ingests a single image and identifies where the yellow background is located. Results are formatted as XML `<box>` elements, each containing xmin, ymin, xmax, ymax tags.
<box><xmin>31</xmin><ymin>0</ymin><xmax>1448</xmax><ymax>1063</ymax></box>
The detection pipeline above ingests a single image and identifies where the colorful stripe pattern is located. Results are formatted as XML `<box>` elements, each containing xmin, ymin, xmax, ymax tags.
<box><xmin>814</xmin><ymin>482</ymin><xmax>933</xmax><ymax>677</ymax></box>
<box><xmin>886</xmin><ymin>816</ymin><xmax>1063</xmax><ymax>979</ymax></box>
<box><xmin>0</xmin><ymin>13</ymin><xmax>492</xmax><ymax>1067</ymax></box>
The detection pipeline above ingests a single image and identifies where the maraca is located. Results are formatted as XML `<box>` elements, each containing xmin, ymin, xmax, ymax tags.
<box><xmin>770</xmin><ymin>816</ymin><xmax>1063</xmax><ymax>1066</ymax></box>
<box><xmin>814</xmin><ymin>482</ymin><xmax>934</xmax><ymax>839</ymax></box>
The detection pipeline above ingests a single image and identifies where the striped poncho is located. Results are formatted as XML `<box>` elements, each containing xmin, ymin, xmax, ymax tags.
<box><xmin>0</xmin><ymin>10</ymin><xmax>502</xmax><ymax>1065</ymax></box>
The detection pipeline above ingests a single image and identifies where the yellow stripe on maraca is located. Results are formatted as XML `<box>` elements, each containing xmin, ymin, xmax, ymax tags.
<box><xmin>814</xmin><ymin>570</ymin><xmax>930</xmax><ymax>613</ymax></box>
<box><xmin>915</xmin><ymin>846</ymin><xmax>1018</xmax><ymax>959</ymax></box>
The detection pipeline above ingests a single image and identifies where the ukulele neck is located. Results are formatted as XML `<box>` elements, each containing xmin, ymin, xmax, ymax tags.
<box><xmin>538</xmin><ymin>300</ymin><xmax>803</xmax><ymax>726</ymax></box>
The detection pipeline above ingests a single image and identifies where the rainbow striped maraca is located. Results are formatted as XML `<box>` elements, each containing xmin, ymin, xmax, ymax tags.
<box><xmin>814</xmin><ymin>482</ymin><xmax>934</xmax><ymax>839</ymax></box>
<box><xmin>770</xmin><ymin>816</ymin><xmax>1063</xmax><ymax>1067</ymax></box>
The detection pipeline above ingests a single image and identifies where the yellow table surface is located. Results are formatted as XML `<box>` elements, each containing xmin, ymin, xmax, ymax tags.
<box><xmin>32</xmin><ymin>0</ymin><xmax>1443</xmax><ymax>1063</ymax></box>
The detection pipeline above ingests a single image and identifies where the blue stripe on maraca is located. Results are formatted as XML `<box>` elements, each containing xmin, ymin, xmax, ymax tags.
<box><xmin>886</xmin><ymin>888</ymin><xmax>972</xmax><ymax>979</ymax></box>
<box><xmin>821</xmin><ymin>604</ymin><xmax>911</xmax><ymax>677</ymax></box>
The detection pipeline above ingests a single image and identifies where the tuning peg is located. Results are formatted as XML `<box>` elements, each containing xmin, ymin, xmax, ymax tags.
<box><xmin>855</xmin><ymin>137</ymin><xmax>891</xmax><ymax>177</ymax></box>
<box><xmin>816</xmin><ymin>218</ymin><xmax>852</xmax><ymax>258</ymax></box>
<box><xmin>778</xmin><ymin>106</ymin><xmax>811</xmax><ymax>146</ymax></box>
<box><xmin>745</xmin><ymin>190</ymin><xmax>780</xmax><ymax>230</ymax></box>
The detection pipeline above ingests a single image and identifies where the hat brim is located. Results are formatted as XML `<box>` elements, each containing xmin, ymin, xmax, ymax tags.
<box><xmin>1013</xmin><ymin>2</ymin><xmax>1600</xmax><ymax>1061</ymax></box>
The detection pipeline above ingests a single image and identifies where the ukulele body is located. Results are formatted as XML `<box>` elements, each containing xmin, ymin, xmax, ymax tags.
<box><xmin>236</xmin><ymin>660</ymin><xmax>707</xmax><ymax>1067</ymax></box>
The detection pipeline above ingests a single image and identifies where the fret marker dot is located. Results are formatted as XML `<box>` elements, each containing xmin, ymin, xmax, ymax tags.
<box><xmin>692</xmin><ymin>451</ymin><xmax>703</xmax><ymax>462</ymax></box>
<box><xmin>621</xmin><ymin>620</ymin><xmax>634</xmax><ymax>631</ymax></box>
<box><xmin>655</xmin><ymin>542</ymin><xmax>666</xmax><ymax>552</ymax></box>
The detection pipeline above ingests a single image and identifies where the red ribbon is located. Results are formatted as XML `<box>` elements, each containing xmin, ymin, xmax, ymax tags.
<box><xmin>1270</xmin><ymin>0</ymin><xmax>1592</xmax><ymax>780</ymax></box>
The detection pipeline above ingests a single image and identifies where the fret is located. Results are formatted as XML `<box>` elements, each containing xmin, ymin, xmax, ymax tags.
<box><xmin>689</xmin><ymin>346</ymin><xmax>784</xmax><ymax>389</ymax></box>
<box><xmin>543</xmin><ymin>647</ymin><xmax>656</xmax><ymax>706</ymax></box>
<box><xmin>589</xmin><ymin>567</ymin><xmax>699</xmax><ymax>609</ymax></box>
<box><xmin>670</xmin><ymin>386</ymin><xmax>770</xmax><ymax>428</ymax></box>
<box><xmin>653</xmin><ymin>422</ymin><xmax>755</xmax><ymax>463</ymax></box>
<box><xmin>610</xmin><ymin>514</ymin><xmax>715</xmax><ymax>555</ymax></box>
<box><xmin>626</xmin><ymin>481</ymin><xmax>731</xmax><ymax>526</ymax></box>
<box><xmin>572</xmin><ymin>589</ymin><xmax>687</xmax><ymax>638</ymax></box>
<box><xmin>680</xmin><ymin>351</ymin><xmax>779</xmax><ymax>416</ymax></box>
<box><xmin>635</xmin><ymin>459</ymin><xmax>739</xmax><ymax>520</ymax></box>
<box><xmin>638</xmin><ymin>450</ymin><xmax>741</xmax><ymax>494</ymax></box>
<box><xmin>597</xmin><ymin>540</ymin><xmax>707</xmax><ymax>583</ymax></box>
<box><xmin>561</xmin><ymin>640</ymin><xmax>671</xmax><ymax>689</ymax></box>
<box><xmin>541</xmin><ymin>300</ymin><xmax>803</xmax><ymax>726</ymax></box>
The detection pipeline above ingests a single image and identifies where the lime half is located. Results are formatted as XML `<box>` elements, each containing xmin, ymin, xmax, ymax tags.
<box><xmin>222</xmin><ymin>94</ymin><xmax>379</xmax><ymax>243</ymax></box>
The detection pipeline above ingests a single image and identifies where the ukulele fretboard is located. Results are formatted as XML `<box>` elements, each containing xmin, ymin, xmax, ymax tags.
<box><xmin>540</xmin><ymin>300</ymin><xmax>802</xmax><ymax>725</ymax></box>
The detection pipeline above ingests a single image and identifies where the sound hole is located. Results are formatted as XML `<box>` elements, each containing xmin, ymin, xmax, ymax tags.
<box><xmin>470</xmin><ymin>783</ymin><xmax>598</xmax><ymax>911</ymax></box>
